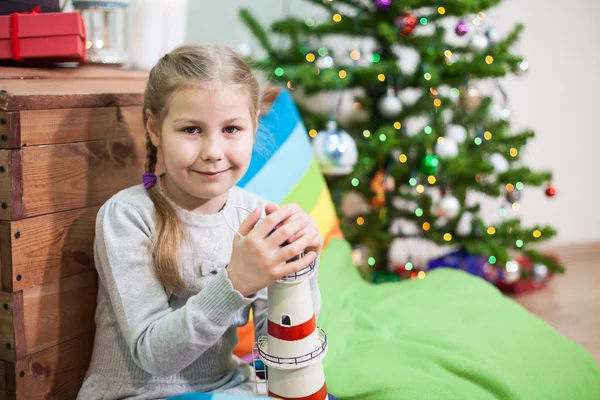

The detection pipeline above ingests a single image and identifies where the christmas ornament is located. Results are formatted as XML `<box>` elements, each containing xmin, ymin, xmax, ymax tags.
<box><xmin>446</xmin><ymin>124</ymin><xmax>467</xmax><ymax>144</ymax></box>
<box><xmin>313</xmin><ymin>120</ymin><xmax>358</xmax><ymax>176</ymax></box>
<box><xmin>545</xmin><ymin>183</ymin><xmax>557</xmax><ymax>197</ymax></box>
<box><xmin>237</xmin><ymin>42</ymin><xmax>252</xmax><ymax>57</ymax></box>
<box><xmin>370</xmin><ymin>169</ymin><xmax>395</xmax><ymax>208</ymax></box>
<box><xmin>458</xmin><ymin>87</ymin><xmax>482</xmax><ymax>111</ymax></box>
<box><xmin>420</xmin><ymin>154</ymin><xmax>440</xmax><ymax>175</ymax></box>
<box><xmin>377</xmin><ymin>87</ymin><xmax>403</xmax><ymax>119</ymax></box>
<box><xmin>352</xmin><ymin>245</ymin><xmax>371</xmax><ymax>268</ymax></box>
<box><xmin>395</xmin><ymin>12</ymin><xmax>417</xmax><ymax>36</ymax></box>
<box><xmin>374</xmin><ymin>0</ymin><xmax>392</xmax><ymax>10</ymax></box>
<box><xmin>455</xmin><ymin>21</ymin><xmax>469</xmax><ymax>36</ymax></box>
<box><xmin>316</xmin><ymin>55</ymin><xmax>334</xmax><ymax>69</ymax></box>
<box><xmin>506</xmin><ymin>188</ymin><xmax>521</xmax><ymax>203</ymax></box>
<box><xmin>486</xmin><ymin>102</ymin><xmax>509</xmax><ymax>122</ymax></box>
<box><xmin>435</xmin><ymin>137</ymin><xmax>459</xmax><ymax>159</ymax></box>
<box><xmin>404</xmin><ymin>116</ymin><xmax>428</xmax><ymax>137</ymax></box>
<box><xmin>482</xmin><ymin>262</ymin><xmax>499</xmax><ymax>282</ymax></box>
<box><xmin>501</xmin><ymin>260</ymin><xmax>521</xmax><ymax>284</ymax></box>
<box><xmin>341</xmin><ymin>191</ymin><xmax>370</xmax><ymax>217</ymax></box>
<box><xmin>456</xmin><ymin>211</ymin><xmax>473</xmax><ymax>236</ymax></box>
<box><xmin>469</xmin><ymin>34</ymin><xmax>489</xmax><ymax>52</ymax></box>
<box><xmin>489</xmin><ymin>153</ymin><xmax>509</xmax><ymax>174</ymax></box>
<box><xmin>532</xmin><ymin>263</ymin><xmax>549</xmax><ymax>283</ymax></box>
<box><xmin>486</xmin><ymin>28</ymin><xmax>501</xmax><ymax>44</ymax></box>
<box><xmin>433</xmin><ymin>194</ymin><xmax>461</xmax><ymax>219</ymax></box>
<box><xmin>518</xmin><ymin>61</ymin><xmax>529</xmax><ymax>73</ymax></box>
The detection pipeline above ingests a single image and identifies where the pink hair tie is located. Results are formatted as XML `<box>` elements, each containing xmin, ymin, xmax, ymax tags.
<box><xmin>142</xmin><ymin>172</ymin><xmax>157</xmax><ymax>190</ymax></box>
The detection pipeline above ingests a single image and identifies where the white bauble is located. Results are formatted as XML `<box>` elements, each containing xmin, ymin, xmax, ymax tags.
<box><xmin>446</xmin><ymin>124</ymin><xmax>468</xmax><ymax>144</ymax></box>
<box><xmin>433</xmin><ymin>194</ymin><xmax>461</xmax><ymax>219</ymax></box>
<box><xmin>313</xmin><ymin>121</ymin><xmax>358</xmax><ymax>176</ymax></box>
<box><xmin>435</xmin><ymin>137</ymin><xmax>459</xmax><ymax>159</ymax></box>
<box><xmin>501</xmin><ymin>260</ymin><xmax>521</xmax><ymax>284</ymax></box>
<box><xmin>377</xmin><ymin>87</ymin><xmax>403</xmax><ymax>119</ymax></box>
<box><xmin>404</xmin><ymin>116</ymin><xmax>429</xmax><ymax>137</ymax></box>
<box><xmin>489</xmin><ymin>153</ymin><xmax>509</xmax><ymax>174</ymax></box>
<box><xmin>487</xmin><ymin>28</ymin><xmax>501</xmax><ymax>44</ymax></box>
<box><xmin>456</xmin><ymin>211</ymin><xmax>473</xmax><ymax>236</ymax></box>
<box><xmin>486</xmin><ymin>103</ymin><xmax>509</xmax><ymax>122</ymax></box>
<box><xmin>532</xmin><ymin>264</ymin><xmax>549</xmax><ymax>283</ymax></box>
<box><xmin>469</xmin><ymin>34</ymin><xmax>489</xmax><ymax>52</ymax></box>
<box><xmin>237</xmin><ymin>42</ymin><xmax>252</xmax><ymax>57</ymax></box>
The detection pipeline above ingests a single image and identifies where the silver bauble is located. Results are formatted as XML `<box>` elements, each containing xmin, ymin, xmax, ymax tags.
<box><xmin>532</xmin><ymin>264</ymin><xmax>549</xmax><ymax>283</ymax></box>
<box><xmin>377</xmin><ymin>87</ymin><xmax>403</xmax><ymax>119</ymax></box>
<box><xmin>432</xmin><ymin>194</ymin><xmax>461</xmax><ymax>219</ymax></box>
<box><xmin>313</xmin><ymin>120</ymin><xmax>358</xmax><ymax>176</ymax></box>
<box><xmin>506</xmin><ymin>189</ymin><xmax>521</xmax><ymax>203</ymax></box>
<box><xmin>501</xmin><ymin>260</ymin><xmax>521</xmax><ymax>284</ymax></box>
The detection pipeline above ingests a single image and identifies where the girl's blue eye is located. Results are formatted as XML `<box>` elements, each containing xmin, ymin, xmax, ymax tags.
<box><xmin>184</xmin><ymin>127</ymin><xmax>200</xmax><ymax>134</ymax></box>
<box><xmin>224</xmin><ymin>126</ymin><xmax>240</xmax><ymax>134</ymax></box>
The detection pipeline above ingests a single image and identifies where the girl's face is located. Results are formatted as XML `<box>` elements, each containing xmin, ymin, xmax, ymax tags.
<box><xmin>147</xmin><ymin>85</ymin><xmax>256</xmax><ymax>213</ymax></box>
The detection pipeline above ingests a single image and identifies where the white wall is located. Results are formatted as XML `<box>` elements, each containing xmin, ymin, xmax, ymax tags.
<box><xmin>185</xmin><ymin>0</ymin><xmax>600</xmax><ymax>246</ymax></box>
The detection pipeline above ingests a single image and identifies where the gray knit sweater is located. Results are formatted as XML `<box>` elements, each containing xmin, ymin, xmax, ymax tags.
<box><xmin>77</xmin><ymin>183</ymin><xmax>322</xmax><ymax>400</ymax></box>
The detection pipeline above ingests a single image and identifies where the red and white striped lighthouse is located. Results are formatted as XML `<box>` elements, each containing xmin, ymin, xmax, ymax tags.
<box><xmin>257</xmin><ymin>261</ymin><xmax>330</xmax><ymax>400</ymax></box>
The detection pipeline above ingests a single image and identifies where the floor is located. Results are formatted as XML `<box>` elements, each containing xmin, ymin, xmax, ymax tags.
<box><xmin>514</xmin><ymin>257</ymin><xmax>600</xmax><ymax>365</ymax></box>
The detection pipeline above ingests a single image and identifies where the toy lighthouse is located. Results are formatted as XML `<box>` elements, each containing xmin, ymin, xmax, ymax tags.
<box><xmin>254</xmin><ymin>258</ymin><xmax>330</xmax><ymax>399</ymax></box>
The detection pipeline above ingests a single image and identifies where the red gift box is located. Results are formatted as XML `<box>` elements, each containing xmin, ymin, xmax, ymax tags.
<box><xmin>0</xmin><ymin>8</ymin><xmax>86</xmax><ymax>63</ymax></box>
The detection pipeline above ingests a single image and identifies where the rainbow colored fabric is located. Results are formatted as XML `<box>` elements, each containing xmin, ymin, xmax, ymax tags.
<box><xmin>237</xmin><ymin>89</ymin><xmax>342</xmax><ymax>245</ymax></box>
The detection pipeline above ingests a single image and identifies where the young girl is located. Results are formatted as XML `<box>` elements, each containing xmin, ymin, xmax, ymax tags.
<box><xmin>78</xmin><ymin>44</ymin><xmax>323</xmax><ymax>399</ymax></box>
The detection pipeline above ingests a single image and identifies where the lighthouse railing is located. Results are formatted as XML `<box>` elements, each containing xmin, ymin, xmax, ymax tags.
<box><xmin>278</xmin><ymin>259</ymin><xmax>317</xmax><ymax>283</ymax></box>
<box><xmin>257</xmin><ymin>327</ymin><xmax>327</xmax><ymax>366</ymax></box>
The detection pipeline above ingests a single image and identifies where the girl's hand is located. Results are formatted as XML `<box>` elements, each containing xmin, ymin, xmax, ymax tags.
<box><xmin>265</xmin><ymin>203</ymin><xmax>323</xmax><ymax>257</ymax></box>
<box><xmin>227</xmin><ymin>205</ymin><xmax>317</xmax><ymax>297</ymax></box>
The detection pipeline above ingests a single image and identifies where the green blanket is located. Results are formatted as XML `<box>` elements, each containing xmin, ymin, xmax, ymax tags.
<box><xmin>318</xmin><ymin>238</ymin><xmax>600</xmax><ymax>400</ymax></box>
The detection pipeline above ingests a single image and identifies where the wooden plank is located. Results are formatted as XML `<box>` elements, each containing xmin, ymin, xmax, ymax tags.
<box><xmin>0</xmin><ymin>150</ymin><xmax>23</xmax><ymax>220</ymax></box>
<box><xmin>19</xmin><ymin>136</ymin><xmax>146</xmax><ymax>218</ymax></box>
<box><xmin>8</xmin><ymin>207</ymin><xmax>99</xmax><ymax>292</ymax></box>
<box><xmin>2</xmin><ymin>360</ymin><xmax>15</xmax><ymax>400</ymax></box>
<box><xmin>22</xmin><ymin>271</ymin><xmax>97</xmax><ymax>357</ymax></box>
<box><xmin>0</xmin><ymin>222</ymin><xmax>12</xmax><ymax>290</ymax></box>
<box><xmin>0</xmin><ymin>65</ymin><xmax>149</xmax><ymax>80</ymax></box>
<box><xmin>20</xmin><ymin>106</ymin><xmax>145</xmax><ymax>146</ymax></box>
<box><xmin>6</xmin><ymin>333</ymin><xmax>94</xmax><ymax>400</ymax></box>
<box><xmin>0</xmin><ymin>361</ymin><xmax>5</xmax><ymax>400</ymax></box>
<box><xmin>0</xmin><ymin>79</ymin><xmax>146</xmax><ymax>111</ymax></box>
<box><xmin>0</xmin><ymin>111</ymin><xmax>20</xmax><ymax>149</ymax></box>
<box><xmin>0</xmin><ymin>291</ymin><xmax>25</xmax><ymax>363</ymax></box>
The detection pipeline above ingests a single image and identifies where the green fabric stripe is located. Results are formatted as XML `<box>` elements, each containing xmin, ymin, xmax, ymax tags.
<box><xmin>282</xmin><ymin>157</ymin><xmax>323</xmax><ymax>211</ymax></box>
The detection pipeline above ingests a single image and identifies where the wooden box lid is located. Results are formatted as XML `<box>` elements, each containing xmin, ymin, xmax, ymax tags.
<box><xmin>0</xmin><ymin>65</ymin><xmax>148</xmax><ymax>111</ymax></box>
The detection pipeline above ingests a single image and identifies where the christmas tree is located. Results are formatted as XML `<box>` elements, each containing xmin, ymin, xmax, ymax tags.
<box><xmin>239</xmin><ymin>0</ymin><xmax>563</xmax><ymax>286</ymax></box>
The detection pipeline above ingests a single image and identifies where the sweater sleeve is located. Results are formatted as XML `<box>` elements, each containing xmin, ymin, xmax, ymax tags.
<box><xmin>94</xmin><ymin>200</ymin><xmax>254</xmax><ymax>377</ymax></box>
<box><xmin>253</xmin><ymin>256</ymin><xmax>322</xmax><ymax>340</ymax></box>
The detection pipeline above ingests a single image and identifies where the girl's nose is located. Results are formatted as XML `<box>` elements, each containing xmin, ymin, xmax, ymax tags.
<box><xmin>201</xmin><ymin>135</ymin><xmax>224</xmax><ymax>162</ymax></box>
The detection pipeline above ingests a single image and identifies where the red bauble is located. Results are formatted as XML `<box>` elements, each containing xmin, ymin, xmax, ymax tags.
<box><xmin>395</xmin><ymin>12</ymin><xmax>417</xmax><ymax>36</ymax></box>
<box><xmin>545</xmin><ymin>184</ymin><xmax>557</xmax><ymax>197</ymax></box>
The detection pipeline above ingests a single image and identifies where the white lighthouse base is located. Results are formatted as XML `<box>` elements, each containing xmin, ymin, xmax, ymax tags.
<box><xmin>267</xmin><ymin>362</ymin><xmax>328</xmax><ymax>400</ymax></box>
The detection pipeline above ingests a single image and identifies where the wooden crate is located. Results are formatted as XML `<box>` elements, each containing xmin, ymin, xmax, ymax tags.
<box><xmin>0</xmin><ymin>65</ymin><xmax>148</xmax><ymax>400</ymax></box>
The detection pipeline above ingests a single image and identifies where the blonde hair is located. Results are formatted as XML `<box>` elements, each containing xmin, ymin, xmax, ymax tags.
<box><xmin>143</xmin><ymin>44</ymin><xmax>261</xmax><ymax>292</ymax></box>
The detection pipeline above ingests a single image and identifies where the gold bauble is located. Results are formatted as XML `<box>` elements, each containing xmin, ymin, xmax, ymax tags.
<box><xmin>459</xmin><ymin>86</ymin><xmax>482</xmax><ymax>111</ymax></box>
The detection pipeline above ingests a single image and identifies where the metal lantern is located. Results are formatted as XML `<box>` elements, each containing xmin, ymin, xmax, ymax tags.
<box><xmin>72</xmin><ymin>0</ymin><xmax>129</xmax><ymax>64</ymax></box>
